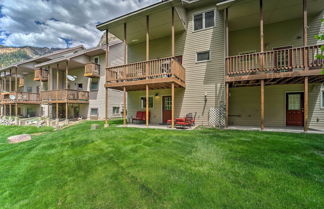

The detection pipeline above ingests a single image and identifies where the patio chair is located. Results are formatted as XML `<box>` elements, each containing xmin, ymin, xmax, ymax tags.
<box><xmin>132</xmin><ymin>111</ymin><xmax>150</xmax><ymax>124</ymax></box>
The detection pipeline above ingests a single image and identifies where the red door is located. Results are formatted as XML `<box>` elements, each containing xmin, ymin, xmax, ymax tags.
<box><xmin>162</xmin><ymin>96</ymin><xmax>172</xmax><ymax>124</ymax></box>
<box><xmin>286</xmin><ymin>93</ymin><xmax>304</xmax><ymax>126</ymax></box>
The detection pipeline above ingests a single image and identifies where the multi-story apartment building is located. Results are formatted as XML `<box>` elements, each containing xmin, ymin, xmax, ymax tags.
<box><xmin>0</xmin><ymin>46</ymin><xmax>84</xmax><ymax>120</ymax></box>
<box><xmin>97</xmin><ymin>0</ymin><xmax>323</xmax><ymax>131</ymax></box>
<box><xmin>0</xmin><ymin>41</ymin><xmax>124</xmax><ymax>124</ymax></box>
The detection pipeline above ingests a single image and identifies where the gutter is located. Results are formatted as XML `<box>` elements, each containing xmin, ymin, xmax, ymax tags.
<box><xmin>216</xmin><ymin>0</ymin><xmax>236</xmax><ymax>9</ymax></box>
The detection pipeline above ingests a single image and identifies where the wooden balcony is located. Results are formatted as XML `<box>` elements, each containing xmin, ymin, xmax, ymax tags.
<box><xmin>34</xmin><ymin>68</ymin><xmax>49</xmax><ymax>81</ymax></box>
<box><xmin>0</xmin><ymin>92</ymin><xmax>41</xmax><ymax>104</ymax></box>
<box><xmin>226</xmin><ymin>45</ymin><xmax>323</xmax><ymax>84</ymax></box>
<box><xmin>106</xmin><ymin>57</ymin><xmax>186</xmax><ymax>91</ymax></box>
<box><xmin>84</xmin><ymin>63</ymin><xmax>100</xmax><ymax>78</ymax></box>
<box><xmin>40</xmin><ymin>90</ymin><xmax>89</xmax><ymax>104</ymax></box>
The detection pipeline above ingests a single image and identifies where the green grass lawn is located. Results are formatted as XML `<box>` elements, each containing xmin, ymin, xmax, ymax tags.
<box><xmin>0</xmin><ymin>121</ymin><xmax>323</xmax><ymax>209</ymax></box>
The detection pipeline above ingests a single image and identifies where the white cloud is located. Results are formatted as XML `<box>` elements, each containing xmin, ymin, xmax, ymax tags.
<box><xmin>0</xmin><ymin>0</ymin><xmax>159</xmax><ymax>48</ymax></box>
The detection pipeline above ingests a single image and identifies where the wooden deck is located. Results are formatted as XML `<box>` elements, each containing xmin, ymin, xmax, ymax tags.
<box><xmin>40</xmin><ymin>90</ymin><xmax>89</xmax><ymax>104</ymax></box>
<box><xmin>0</xmin><ymin>92</ymin><xmax>41</xmax><ymax>104</ymax></box>
<box><xmin>106</xmin><ymin>57</ymin><xmax>186</xmax><ymax>91</ymax></box>
<box><xmin>225</xmin><ymin>45</ymin><xmax>324</xmax><ymax>86</ymax></box>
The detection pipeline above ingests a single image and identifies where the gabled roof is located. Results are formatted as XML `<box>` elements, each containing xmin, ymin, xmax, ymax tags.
<box><xmin>35</xmin><ymin>40</ymin><xmax>122</xmax><ymax>68</ymax></box>
<box><xmin>0</xmin><ymin>45</ymin><xmax>85</xmax><ymax>71</ymax></box>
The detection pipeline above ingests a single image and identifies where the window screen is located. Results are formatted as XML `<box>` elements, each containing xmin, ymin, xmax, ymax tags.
<box><xmin>205</xmin><ymin>11</ymin><xmax>215</xmax><ymax>28</ymax></box>
<box><xmin>194</xmin><ymin>13</ymin><xmax>203</xmax><ymax>31</ymax></box>
<box><xmin>197</xmin><ymin>51</ymin><xmax>210</xmax><ymax>62</ymax></box>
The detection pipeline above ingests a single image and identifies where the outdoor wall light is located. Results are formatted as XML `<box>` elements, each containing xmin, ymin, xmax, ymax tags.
<box><xmin>155</xmin><ymin>93</ymin><xmax>160</xmax><ymax>99</ymax></box>
<box><xmin>204</xmin><ymin>91</ymin><xmax>208</xmax><ymax>102</ymax></box>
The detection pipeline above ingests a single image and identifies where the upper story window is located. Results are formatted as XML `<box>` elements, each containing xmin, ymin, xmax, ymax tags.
<box><xmin>193</xmin><ymin>10</ymin><xmax>215</xmax><ymax>31</ymax></box>
<box><xmin>90</xmin><ymin>78</ymin><xmax>99</xmax><ymax>91</ymax></box>
<box><xmin>93</xmin><ymin>56</ymin><xmax>100</xmax><ymax>65</ymax></box>
<box><xmin>196</xmin><ymin>51</ymin><xmax>210</xmax><ymax>62</ymax></box>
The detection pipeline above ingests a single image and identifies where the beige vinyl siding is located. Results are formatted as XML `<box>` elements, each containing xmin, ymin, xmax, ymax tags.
<box><xmin>309</xmin><ymin>84</ymin><xmax>324</xmax><ymax>131</ymax></box>
<box><xmin>127</xmin><ymin>89</ymin><xmax>183</xmax><ymax>124</ymax></box>
<box><xmin>229</xmin><ymin>84</ymin><xmax>324</xmax><ymax>131</ymax></box>
<box><xmin>88</xmin><ymin>43</ymin><xmax>124</xmax><ymax>120</ymax></box>
<box><xmin>128</xmin><ymin>33</ymin><xmax>185</xmax><ymax>63</ymax></box>
<box><xmin>127</xmin><ymin>4</ymin><xmax>225</xmax><ymax>125</ymax></box>
<box><xmin>179</xmin><ymin>5</ymin><xmax>225</xmax><ymax>125</ymax></box>
<box><xmin>229</xmin><ymin>11</ymin><xmax>324</xmax><ymax>55</ymax></box>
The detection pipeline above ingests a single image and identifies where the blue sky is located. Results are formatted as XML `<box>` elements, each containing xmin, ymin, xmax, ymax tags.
<box><xmin>0</xmin><ymin>0</ymin><xmax>159</xmax><ymax>48</ymax></box>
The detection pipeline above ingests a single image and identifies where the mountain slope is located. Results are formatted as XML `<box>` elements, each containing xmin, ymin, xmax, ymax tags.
<box><xmin>0</xmin><ymin>46</ymin><xmax>62</xmax><ymax>68</ymax></box>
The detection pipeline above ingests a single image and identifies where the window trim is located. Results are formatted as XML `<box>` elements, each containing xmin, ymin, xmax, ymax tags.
<box><xmin>192</xmin><ymin>9</ymin><xmax>216</xmax><ymax>32</ymax></box>
<box><xmin>196</xmin><ymin>50</ymin><xmax>211</xmax><ymax>63</ymax></box>
<box><xmin>140</xmin><ymin>96</ymin><xmax>154</xmax><ymax>109</ymax></box>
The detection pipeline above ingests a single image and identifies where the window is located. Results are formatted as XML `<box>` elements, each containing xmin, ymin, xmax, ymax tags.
<box><xmin>288</xmin><ymin>94</ymin><xmax>301</xmax><ymax>110</ymax></box>
<box><xmin>113</xmin><ymin>106</ymin><xmax>120</xmax><ymax>114</ymax></box>
<box><xmin>141</xmin><ymin>97</ymin><xmax>153</xmax><ymax>109</ymax></box>
<box><xmin>90</xmin><ymin>79</ymin><xmax>99</xmax><ymax>91</ymax></box>
<box><xmin>94</xmin><ymin>56</ymin><xmax>100</xmax><ymax>65</ymax></box>
<box><xmin>321</xmin><ymin>87</ymin><xmax>324</xmax><ymax>109</ymax></box>
<box><xmin>197</xmin><ymin>51</ymin><xmax>210</xmax><ymax>62</ymax></box>
<box><xmin>193</xmin><ymin>10</ymin><xmax>215</xmax><ymax>31</ymax></box>
<box><xmin>78</xmin><ymin>83</ymin><xmax>83</xmax><ymax>90</ymax></box>
<box><xmin>90</xmin><ymin>108</ymin><xmax>98</xmax><ymax>116</ymax></box>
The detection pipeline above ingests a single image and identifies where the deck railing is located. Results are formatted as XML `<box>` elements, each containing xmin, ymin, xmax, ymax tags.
<box><xmin>34</xmin><ymin>68</ymin><xmax>49</xmax><ymax>81</ymax></box>
<box><xmin>0</xmin><ymin>92</ymin><xmax>40</xmax><ymax>103</ymax></box>
<box><xmin>40</xmin><ymin>90</ymin><xmax>89</xmax><ymax>102</ymax></box>
<box><xmin>106</xmin><ymin>57</ymin><xmax>185</xmax><ymax>84</ymax></box>
<box><xmin>226</xmin><ymin>45</ymin><xmax>323</xmax><ymax>76</ymax></box>
<box><xmin>84</xmin><ymin>63</ymin><xmax>100</xmax><ymax>78</ymax></box>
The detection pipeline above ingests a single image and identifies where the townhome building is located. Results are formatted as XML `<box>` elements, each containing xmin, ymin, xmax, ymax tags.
<box><xmin>97</xmin><ymin>0</ymin><xmax>323</xmax><ymax>131</ymax></box>
<box><xmin>0</xmin><ymin>41</ymin><xmax>124</xmax><ymax>125</ymax></box>
<box><xmin>0</xmin><ymin>46</ymin><xmax>84</xmax><ymax>120</ymax></box>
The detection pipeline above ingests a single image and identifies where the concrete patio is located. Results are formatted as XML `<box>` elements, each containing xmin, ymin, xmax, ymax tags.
<box><xmin>227</xmin><ymin>126</ymin><xmax>324</xmax><ymax>134</ymax></box>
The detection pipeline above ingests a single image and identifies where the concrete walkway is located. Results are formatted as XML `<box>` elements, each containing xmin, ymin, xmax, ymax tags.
<box><xmin>227</xmin><ymin>126</ymin><xmax>324</xmax><ymax>134</ymax></box>
<box><xmin>116</xmin><ymin>124</ymin><xmax>196</xmax><ymax>130</ymax></box>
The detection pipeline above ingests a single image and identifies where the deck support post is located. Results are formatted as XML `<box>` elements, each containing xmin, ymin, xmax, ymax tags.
<box><xmin>65</xmin><ymin>61</ymin><xmax>69</xmax><ymax>124</ymax></box>
<box><xmin>56</xmin><ymin>64</ymin><xmax>59</xmax><ymax>124</ymax></box>
<box><xmin>146</xmin><ymin>15</ymin><xmax>150</xmax><ymax>79</ymax></box>
<box><xmin>146</xmin><ymin>85</ymin><xmax>149</xmax><ymax>127</ymax></box>
<box><xmin>104</xmin><ymin>29</ymin><xmax>109</xmax><ymax>128</ymax></box>
<box><xmin>15</xmin><ymin>68</ymin><xmax>17</xmax><ymax>118</ymax></box>
<box><xmin>171</xmin><ymin>83</ymin><xmax>175</xmax><ymax>129</ymax></box>
<box><xmin>303</xmin><ymin>0</ymin><xmax>308</xmax><ymax>70</ymax></box>
<box><xmin>171</xmin><ymin>7</ymin><xmax>175</xmax><ymax>57</ymax></box>
<box><xmin>4</xmin><ymin>71</ymin><xmax>7</xmax><ymax>92</ymax></box>
<box><xmin>260</xmin><ymin>80</ymin><xmax>265</xmax><ymax>130</ymax></box>
<box><xmin>9</xmin><ymin>104</ymin><xmax>12</xmax><ymax>119</ymax></box>
<box><xmin>49</xmin><ymin>65</ymin><xmax>52</xmax><ymax>91</ymax></box>
<box><xmin>304</xmin><ymin>77</ymin><xmax>309</xmax><ymax>132</ymax></box>
<box><xmin>9</xmin><ymin>69</ymin><xmax>12</xmax><ymax>96</ymax></box>
<box><xmin>123</xmin><ymin>86</ymin><xmax>127</xmax><ymax>127</ymax></box>
<box><xmin>259</xmin><ymin>0</ymin><xmax>265</xmax><ymax>71</ymax></box>
<box><xmin>56</xmin><ymin>103</ymin><xmax>58</xmax><ymax>120</ymax></box>
<box><xmin>225</xmin><ymin>83</ymin><xmax>229</xmax><ymax>128</ymax></box>
<box><xmin>105</xmin><ymin>87</ymin><xmax>109</xmax><ymax>127</ymax></box>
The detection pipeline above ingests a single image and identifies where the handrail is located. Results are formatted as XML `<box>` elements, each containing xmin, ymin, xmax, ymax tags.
<box><xmin>0</xmin><ymin>92</ymin><xmax>40</xmax><ymax>103</ymax></box>
<box><xmin>106</xmin><ymin>56</ymin><xmax>185</xmax><ymax>84</ymax></box>
<box><xmin>225</xmin><ymin>44</ymin><xmax>323</xmax><ymax>76</ymax></box>
<box><xmin>40</xmin><ymin>89</ymin><xmax>89</xmax><ymax>101</ymax></box>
